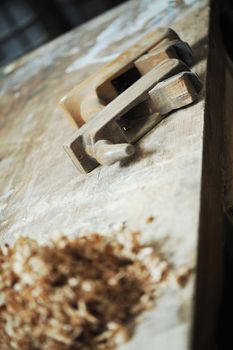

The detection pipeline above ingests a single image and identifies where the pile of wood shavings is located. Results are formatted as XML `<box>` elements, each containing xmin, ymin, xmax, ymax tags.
<box><xmin>0</xmin><ymin>233</ymin><xmax>169</xmax><ymax>350</ymax></box>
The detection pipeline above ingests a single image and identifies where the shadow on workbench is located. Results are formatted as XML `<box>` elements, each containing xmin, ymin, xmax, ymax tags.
<box><xmin>191</xmin><ymin>36</ymin><xmax>208</xmax><ymax>67</ymax></box>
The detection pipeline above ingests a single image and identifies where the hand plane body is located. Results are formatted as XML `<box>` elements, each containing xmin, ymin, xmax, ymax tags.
<box><xmin>60</xmin><ymin>28</ymin><xmax>202</xmax><ymax>173</ymax></box>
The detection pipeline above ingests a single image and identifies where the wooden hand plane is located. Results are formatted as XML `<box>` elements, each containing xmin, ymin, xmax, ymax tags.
<box><xmin>59</xmin><ymin>28</ymin><xmax>202</xmax><ymax>173</ymax></box>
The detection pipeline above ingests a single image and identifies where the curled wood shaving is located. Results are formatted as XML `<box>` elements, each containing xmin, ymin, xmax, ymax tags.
<box><xmin>0</xmin><ymin>233</ymin><xmax>169</xmax><ymax>350</ymax></box>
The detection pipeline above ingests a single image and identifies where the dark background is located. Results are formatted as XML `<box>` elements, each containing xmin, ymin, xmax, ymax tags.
<box><xmin>218</xmin><ymin>1</ymin><xmax>233</xmax><ymax>349</ymax></box>
<box><xmin>0</xmin><ymin>0</ymin><xmax>127</xmax><ymax>67</ymax></box>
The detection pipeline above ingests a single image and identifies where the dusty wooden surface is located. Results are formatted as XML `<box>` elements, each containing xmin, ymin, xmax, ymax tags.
<box><xmin>0</xmin><ymin>0</ymin><xmax>214</xmax><ymax>349</ymax></box>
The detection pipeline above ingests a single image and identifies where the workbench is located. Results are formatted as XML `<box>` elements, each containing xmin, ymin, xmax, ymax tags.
<box><xmin>0</xmin><ymin>0</ymin><xmax>225</xmax><ymax>349</ymax></box>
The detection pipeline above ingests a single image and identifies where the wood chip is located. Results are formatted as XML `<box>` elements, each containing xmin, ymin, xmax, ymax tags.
<box><xmin>0</xmin><ymin>233</ymin><xmax>169</xmax><ymax>349</ymax></box>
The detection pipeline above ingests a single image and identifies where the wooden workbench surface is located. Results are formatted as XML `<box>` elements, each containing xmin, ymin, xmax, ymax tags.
<box><xmin>0</xmin><ymin>0</ymin><xmax>224</xmax><ymax>349</ymax></box>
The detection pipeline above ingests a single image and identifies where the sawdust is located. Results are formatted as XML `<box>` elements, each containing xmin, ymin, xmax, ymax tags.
<box><xmin>0</xmin><ymin>233</ymin><xmax>170</xmax><ymax>350</ymax></box>
<box><xmin>146</xmin><ymin>216</ymin><xmax>154</xmax><ymax>224</ymax></box>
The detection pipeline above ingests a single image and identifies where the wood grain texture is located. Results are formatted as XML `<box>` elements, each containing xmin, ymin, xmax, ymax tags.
<box><xmin>0</xmin><ymin>0</ymin><xmax>221</xmax><ymax>349</ymax></box>
<box><xmin>149</xmin><ymin>71</ymin><xmax>200</xmax><ymax>115</ymax></box>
